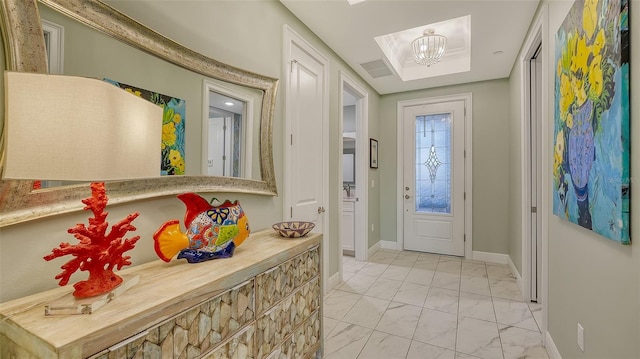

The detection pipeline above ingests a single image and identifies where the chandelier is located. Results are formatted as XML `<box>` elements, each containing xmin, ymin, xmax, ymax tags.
<box><xmin>411</xmin><ymin>29</ymin><xmax>447</xmax><ymax>66</ymax></box>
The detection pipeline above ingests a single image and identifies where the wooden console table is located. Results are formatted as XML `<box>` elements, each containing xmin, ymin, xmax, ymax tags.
<box><xmin>0</xmin><ymin>230</ymin><xmax>322</xmax><ymax>359</ymax></box>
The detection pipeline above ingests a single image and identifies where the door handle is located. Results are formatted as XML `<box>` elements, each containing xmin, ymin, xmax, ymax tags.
<box><xmin>317</xmin><ymin>206</ymin><xmax>326</xmax><ymax>214</ymax></box>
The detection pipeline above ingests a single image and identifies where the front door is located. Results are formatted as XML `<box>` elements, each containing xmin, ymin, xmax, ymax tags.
<box><xmin>403</xmin><ymin>100</ymin><xmax>465</xmax><ymax>256</ymax></box>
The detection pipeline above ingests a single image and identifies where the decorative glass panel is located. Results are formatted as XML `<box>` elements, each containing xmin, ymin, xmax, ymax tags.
<box><xmin>415</xmin><ymin>114</ymin><xmax>452</xmax><ymax>214</ymax></box>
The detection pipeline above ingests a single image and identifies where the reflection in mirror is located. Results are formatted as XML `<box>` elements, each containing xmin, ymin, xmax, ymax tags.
<box><xmin>0</xmin><ymin>0</ymin><xmax>278</xmax><ymax>227</ymax></box>
<box><xmin>207</xmin><ymin>94</ymin><xmax>246</xmax><ymax>177</ymax></box>
<box><xmin>203</xmin><ymin>80</ymin><xmax>256</xmax><ymax>179</ymax></box>
<box><xmin>41</xmin><ymin>18</ymin><xmax>64</xmax><ymax>75</ymax></box>
<box><xmin>37</xmin><ymin>2</ymin><xmax>261</xmax><ymax>180</ymax></box>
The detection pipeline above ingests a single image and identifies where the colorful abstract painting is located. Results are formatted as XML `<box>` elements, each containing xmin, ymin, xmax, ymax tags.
<box><xmin>553</xmin><ymin>0</ymin><xmax>630</xmax><ymax>243</ymax></box>
<box><xmin>105</xmin><ymin>79</ymin><xmax>186</xmax><ymax>175</ymax></box>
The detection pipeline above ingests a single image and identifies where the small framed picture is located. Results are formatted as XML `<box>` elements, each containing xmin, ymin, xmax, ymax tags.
<box><xmin>369</xmin><ymin>138</ymin><xmax>378</xmax><ymax>169</ymax></box>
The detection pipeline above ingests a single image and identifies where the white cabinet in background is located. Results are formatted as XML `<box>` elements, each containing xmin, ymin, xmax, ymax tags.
<box><xmin>342</xmin><ymin>200</ymin><xmax>355</xmax><ymax>252</ymax></box>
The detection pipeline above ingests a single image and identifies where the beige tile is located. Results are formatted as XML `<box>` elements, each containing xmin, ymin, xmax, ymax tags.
<box><xmin>407</xmin><ymin>340</ymin><xmax>455</xmax><ymax>359</ymax></box>
<box><xmin>431</xmin><ymin>271</ymin><xmax>461</xmax><ymax>290</ymax></box>
<box><xmin>460</xmin><ymin>275</ymin><xmax>491</xmax><ymax>296</ymax></box>
<box><xmin>393</xmin><ymin>282</ymin><xmax>430</xmax><ymax>307</ymax></box>
<box><xmin>343</xmin><ymin>295</ymin><xmax>390</xmax><ymax>329</ymax></box>
<box><xmin>493</xmin><ymin>298</ymin><xmax>539</xmax><ymax>331</ymax></box>
<box><xmin>489</xmin><ymin>278</ymin><xmax>523</xmax><ymax>301</ymax></box>
<box><xmin>324</xmin><ymin>322</ymin><xmax>372</xmax><ymax>359</ymax></box>
<box><xmin>405</xmin><ymin>266</ymin><xmax>436</xmax><ymax>286</ymax></box>
<box><xmin>357</xmin><ymin>330</ymin><xmax>411</xmax><ymax>359</ymax></box>
<box><xmin>461</xmin><ymin>262</ymin><xmax>488</xmax><ymax>277</ymax></box>
<box><xmin>456</xmin><ymin>316</ymin><xmax>502</xmax><ymax>359</ymax></box>
<box><xmin>323</xmin><ymin>317</ymin><xmax>340</xmax><ymax>338</ymax></box>
<box><xmin>436</xmin><ymin>260</ymin><xmax>462</xmax><ymax>274</ymax></box>
<box><xmin>365</xmin><ymin>277</ymin><xmax>403</xmax><ymax>300</ymax></box>
<box><xmin>369</xmin><ymin>251</ymin><xmax>399</xmax><ymax>264</ymax></box>
<box><xmin>414</xmin><ymin>308</ymin><xmax>458</xmax><ymax>350</ymax></box>
<box><xmin>499</xmin><ymin>325</ymin><xmax>548</xmax><ymax>359</ymax></box>
<box><xmin>375</xmin><ymin>301</ymin><xmax>422</xmax><ymax>339</ymax></box>
<box><xmin>424</xmin><ymin>287</ymin><xmax>459</xmax><ymax>314</ymax></box>
<box><xmin>458</xmin><ymin>292</ymin><xmax>496</xmax><ymax>322</ymax></box>
<box><xmin>380</xmin><ymin>264</ymin><xmax>412</xmax><ymax>282</ymax></box>
<box><xmin>324</xmin><ymin>289</ymin><xmax>361</xmax><ymax>320</ymax></box>
<box><xmin>359</xmin><ymin>262</ymin><xmax>390</xmax><ymax>277</ymax></box>
<box><xmin>337</xmin><ymin>272</ymin><xmax>379</xmax><ymax>295</ymax></box>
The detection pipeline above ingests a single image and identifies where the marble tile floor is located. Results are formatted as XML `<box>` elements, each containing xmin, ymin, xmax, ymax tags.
<box><xmin>323</xmin><ymin>250</ymin><xmax>549</xmax><ymax>359</ymax></box>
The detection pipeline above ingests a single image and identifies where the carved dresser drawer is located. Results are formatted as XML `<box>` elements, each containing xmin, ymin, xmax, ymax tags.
<box><xmin>0</xmin><ymin>230</ymin><xmax>322</xmax><ymax>359</ymax></box>
<box><xmin>255</xmin><ymin>246</ymin><xmax>321</xmax><ymax>359</ymax></box>
<box><xmin>88</xmin><ymin>280</ymin><xmax>255</xmax><ymax>359</ymax></box>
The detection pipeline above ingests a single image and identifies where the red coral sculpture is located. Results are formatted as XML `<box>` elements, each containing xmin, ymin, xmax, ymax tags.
<box><xmin>44</xmin><ymin>182</ymin><xmax>141</xmax><ymax>298</ymax></box>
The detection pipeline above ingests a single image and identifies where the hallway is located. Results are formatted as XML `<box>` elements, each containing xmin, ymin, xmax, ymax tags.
<box><xmin>323</xmin><ymin>250</ymin><xmax>549</xmax><ymax>359</ymax></box>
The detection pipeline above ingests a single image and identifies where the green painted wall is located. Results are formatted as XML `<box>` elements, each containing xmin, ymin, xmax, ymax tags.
<box><xmin>509</xmin><ymin>2</ymin><xmax>639</xmax><ymax>357</ymax></box>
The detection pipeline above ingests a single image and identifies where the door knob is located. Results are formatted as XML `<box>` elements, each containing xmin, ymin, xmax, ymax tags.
<box><xmin>317</xmin><ymin>206</ymin><xmax>326</xmax><ymax>214</ymax></box>
<box><xmin>404</xmin><ymin>195</ymin><xmax>410</xmax><ymax>199</ymax></box>
<box><xmin>405</xmin><ymin>186</ymin><xmax>410</xmax><ymax>191</ymax></box>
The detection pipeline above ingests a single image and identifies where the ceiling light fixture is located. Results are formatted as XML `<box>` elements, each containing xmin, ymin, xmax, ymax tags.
<box><xmin>411</xmin><ymin>29</ymin><xmax>447</xmax><ymax>66</ymax></box>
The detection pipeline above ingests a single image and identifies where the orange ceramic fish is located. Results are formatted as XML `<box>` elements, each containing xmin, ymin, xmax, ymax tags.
<box><xmin>154</xmin><ymin>193</ymin><xmax>250</xmax><ymax>263</ymax></box>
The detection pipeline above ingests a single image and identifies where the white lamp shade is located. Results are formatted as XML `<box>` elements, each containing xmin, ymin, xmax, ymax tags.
<box><xmin>3</xmin><ymin>71</ymin><xmax>163</xmax><ymax>181</ymax></box>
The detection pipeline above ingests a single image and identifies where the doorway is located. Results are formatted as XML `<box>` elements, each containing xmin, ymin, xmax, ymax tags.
<box><xmin>528</xmin><ymin>43</ymin><xmax>542</xmax><ymax>302</ymax></box>
<box><xmin>202</xmin><ymin>80</ymin><xmax>253</xmax><ymax>179</ymax></box>
<box><xmin>338</xmin><ymin>71</ymin><xmax>369</xmax><ymax>282</ymax></box>
<box><xmin>520</xmin><ymin>12</ymin><xmax>544</xmax><ymax>303</ymax></box>
<box><xmin>397</xmin><ymin>94</ymin><xmax>473</xmax><ymax>258</ymax></box>
<box><xmin>519</xmin><ymin>7</ymin><xmax>548</xmax><ymax>341</ymax></box>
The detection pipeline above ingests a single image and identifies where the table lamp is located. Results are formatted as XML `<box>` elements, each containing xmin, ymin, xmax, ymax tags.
<box><xmin>3</xmin><ymin>71</ymin><xmax>162</xmax><ymax>309</ymax></box>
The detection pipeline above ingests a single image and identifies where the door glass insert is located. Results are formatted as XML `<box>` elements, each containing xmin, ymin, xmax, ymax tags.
<box><xmin>415</xmin><ymin>113</ymin><xmax>452</xmax><ymax>214</ymax></box>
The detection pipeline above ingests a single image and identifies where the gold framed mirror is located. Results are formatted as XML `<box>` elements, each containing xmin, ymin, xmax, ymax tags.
<box><xmin>0</xmin><ymin>0</ymin><xmax>278</xmax><ymax>227</ymax></box>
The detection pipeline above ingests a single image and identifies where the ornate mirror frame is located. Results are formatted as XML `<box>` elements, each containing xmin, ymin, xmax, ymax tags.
<box><xmin>0</xmin><ymin>0</ymin><xmax>278</xmax><ymax>227</ymax></box>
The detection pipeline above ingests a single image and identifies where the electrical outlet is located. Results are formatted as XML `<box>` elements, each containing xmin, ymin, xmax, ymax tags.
<box><xmin>577</xmin><ymin>323</ymin><xmax>585</xmax><ymax>352</ymax></box>
<box><xmin>371</xmin><ymin>223</ymin><xmax>374</xmax><ymax>232</ymax></box>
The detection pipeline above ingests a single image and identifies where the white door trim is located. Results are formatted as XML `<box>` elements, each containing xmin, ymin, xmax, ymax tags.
<box><xmin>519</xmin><ymin>10</ymin><xmax>543</xmax><ymax>304</ymax></box>
<box><xmin>396</xmin><ymin>93</ymin><xmax>473</xmax><ymax>259</ymax></box>
<box><xmin>283</xmin><ymin>25</ymin><xmax>330</xmax><ymax>293</ymax></box>
<box><xmin>519</xmin><ymin>5</ymin><xmax>549</xmax><ymax>345</ymax></box>
<box><xmin>337</xmin><ymin>71</ymin><xmax>369</xmax><ymax>285</ymax></box>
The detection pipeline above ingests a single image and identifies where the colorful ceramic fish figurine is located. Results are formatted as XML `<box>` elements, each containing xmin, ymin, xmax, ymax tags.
<box><xmin>153</xmin><ymin>193</ymin><xmax>250</xmax><ymax>263</ymax></box>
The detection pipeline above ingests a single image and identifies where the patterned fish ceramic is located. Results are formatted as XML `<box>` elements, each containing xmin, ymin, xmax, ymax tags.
<box><xmin>153</xmin><ymin>193</ymin><xmax>250</xmax><ymax>263</ymax></box>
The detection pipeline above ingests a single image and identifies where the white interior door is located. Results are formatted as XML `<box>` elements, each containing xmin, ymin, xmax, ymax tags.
<box><xmin>284</xmin><ymin>26</ymin><xmax>329</xmax><ymax>293</ymax></box>
<box><xmin>403</xmin><ymin>101</ymin><xmax>465</xmax><ymax>256</ymax></box>
<box><xmin>287</xmin><ymin>42</ymin><xmax>325</xmax><ymax>225</ymax></box>
<box><xmin>207</xmin><ymin>117</ymin><xmax>230</xmax><ymax>176</ymax></box>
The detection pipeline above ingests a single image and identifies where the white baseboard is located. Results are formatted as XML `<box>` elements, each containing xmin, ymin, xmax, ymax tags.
<box><xmin>367</xmin><ymin>241</ymin><xmax>381</xmax><ymax>258</ymax></box>
<box><xmin>508</xmin><ymin>256</ymin><xmax>524</xmax><ymax>297</ymax></box>
<box><xmin>472</xmin><ymin>251</ymin><xmax>509</xmax><ymax>264</ymax></box>
<box><xmin>326</xmin><ymin>271</ymin><xmax>341</xmax><ymax>296</ymax></box>
<box><xmin>545</xmin><ymin>331</ymin><xmax>562</xmax><ymax>359</ymax></box>
<box><xmin>380</xmin><ymin>240</ymin><xmax>401</xmax><ymax>251</ymax></box>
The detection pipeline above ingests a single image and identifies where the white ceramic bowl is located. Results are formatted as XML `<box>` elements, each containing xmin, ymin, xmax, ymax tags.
<box><xmin>272</xmin><ymin>221</ymin><xmax>315</xmax><ymax>238</ymax></box>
